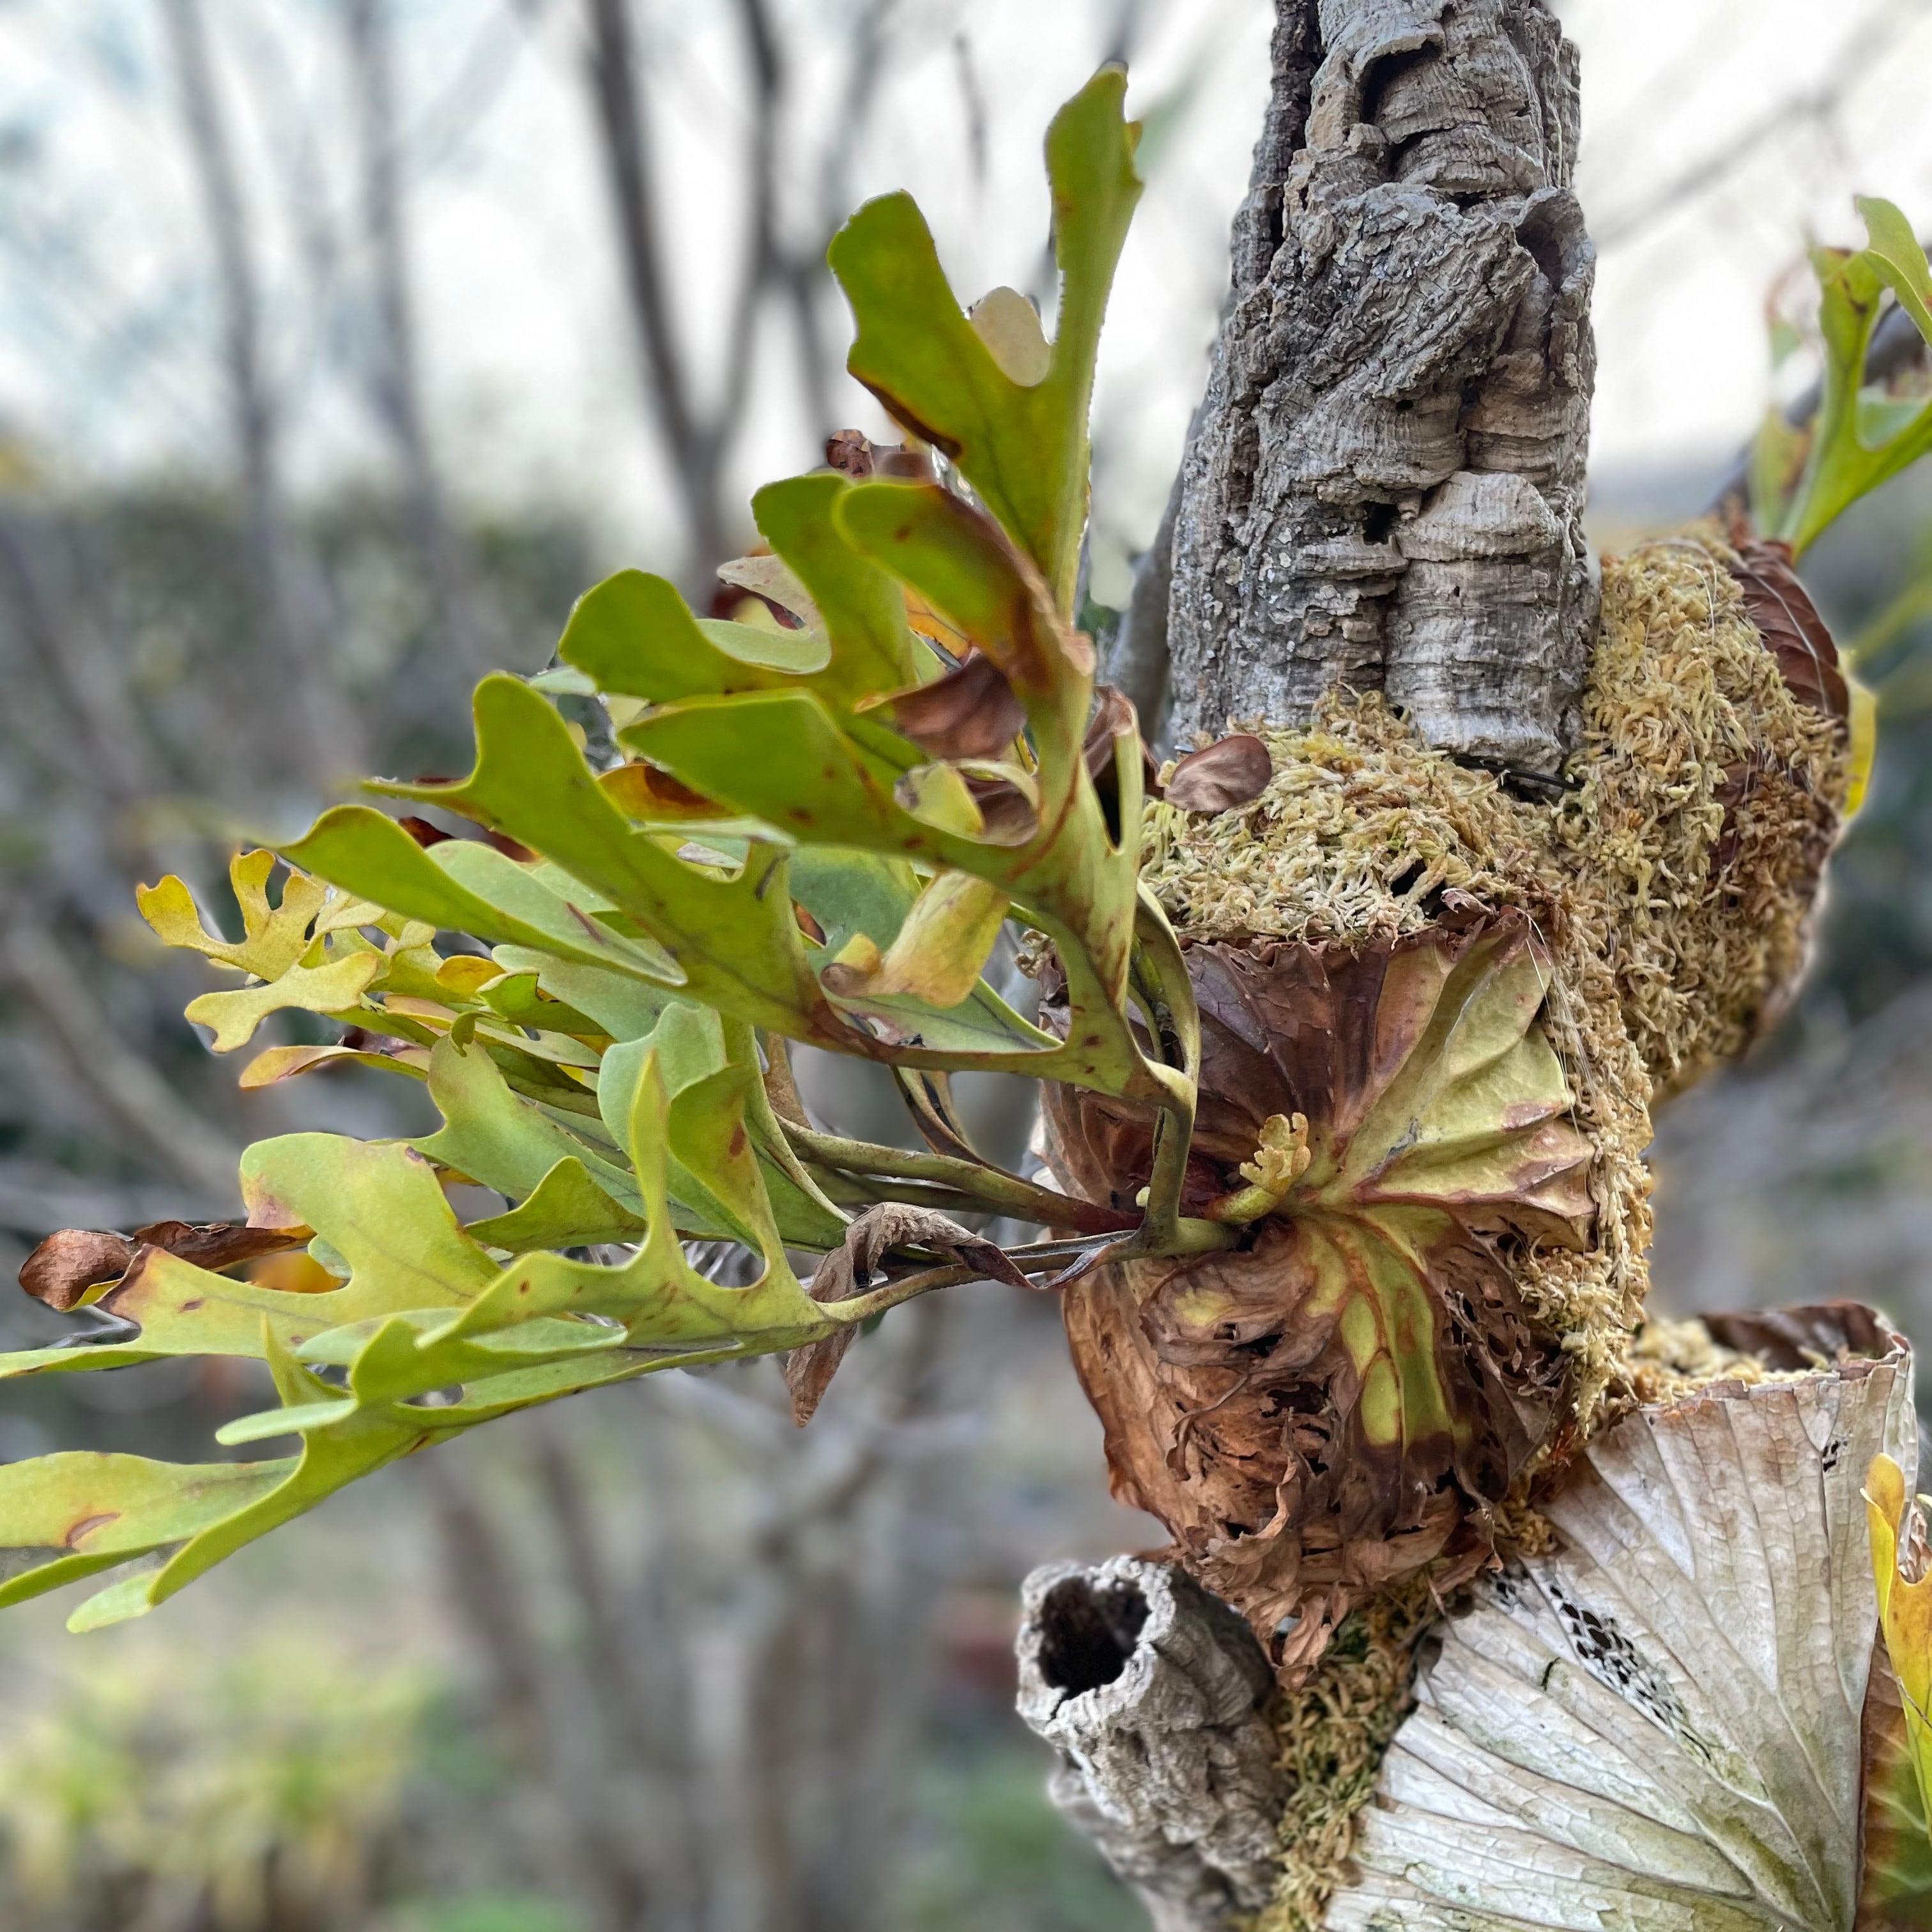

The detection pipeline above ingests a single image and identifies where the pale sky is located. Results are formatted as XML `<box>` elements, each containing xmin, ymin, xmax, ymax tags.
<box><xmin>1</xmin><ymin>0</ymin><xmax>1930</xmax><ymax>595</ymax></box>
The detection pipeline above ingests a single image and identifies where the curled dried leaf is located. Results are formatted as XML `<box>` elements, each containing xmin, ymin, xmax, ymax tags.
<box><xmin>1730</xmin><ymin>538</ymin><xmax>1850</xmax><ymax>720</ymax></box>
<box><xmin>825</xmin><ymin>429</ymin><xmax>875</xmax><ymax>479</ymax></box>
<box><xmin>886</xmin><ymin>652</ymin><xmax>1026</xmax><ymax>760</ymax></box>
<box><xmin>20</xmin><ymin>1230</ymin><xmax>137</xmax><ymax>1311</ymax></box>
<box><xmin>1163</xmin><ymin>735</ymin><xmax>1271</xmax><ymax>813</ymax></box>
<box><xmin>1041</xmin><ymin>914</ymin><xmax>1591</xmax><ymax>1667</ymax></box>
<box><xmin>823</xmin><ymin>430</ymin><xmax>932</xmax><ymax>483</ymax></box>
<box><xmin>783</xmin><ymin>1203</ymin><xmax>1031</xmax><ymax>1425</ymax></box>
<box><xmin>21</xmin><ymin>1222</ymin><xmax>309</xmax><ymax>1312</ymax></box>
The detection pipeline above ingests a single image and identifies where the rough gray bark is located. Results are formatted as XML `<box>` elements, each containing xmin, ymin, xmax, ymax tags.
<box><xmin>1165</xmin><ymin>0</ymin><xmax>1597</xmax><ymax>772</ymax></box>
<box><xmin>1015</xmin><ymin>1556</ymin><xmax>1289</xmax><ymax>1931</ymax></box>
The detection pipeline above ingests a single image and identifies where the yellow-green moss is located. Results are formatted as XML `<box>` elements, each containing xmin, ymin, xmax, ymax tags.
<box><xmin>1250</xmin><ymin>1584</ymin><xmax>1439</xmax><ymax>1932</ymax></box>
<box><xmin>1139</xmin><ymin>535</ymin><xmax>1848</xmax><ymax>1924</ymax></box>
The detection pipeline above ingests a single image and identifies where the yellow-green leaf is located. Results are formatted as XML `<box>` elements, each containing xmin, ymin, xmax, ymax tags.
<box><xmin>186</xmin><ymin>953</ymin><xmax>382</xmax><ymax>1054</ymax></box>
<box><xmin>137</xmin><ymin>850</ymin><xmax>328</xmax><ymax>981</ymax></box>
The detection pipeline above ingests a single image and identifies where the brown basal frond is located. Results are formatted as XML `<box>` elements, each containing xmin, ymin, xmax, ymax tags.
<box><xmin>1043</xmin><ymin>912</ymin><xmax>1591</xmax><ymax>1669</ymax></box>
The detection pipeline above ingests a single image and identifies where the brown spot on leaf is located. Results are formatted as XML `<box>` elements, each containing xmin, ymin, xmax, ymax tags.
<box><xmin>65</xmin><ymin>1512</ymin><xmax>118</xmax><ymax>1549</ymax></box>
<box><xmin>601</xmin><ymin>761</ymin><xmax>725</xmax><ymax>823</ymax></box>
<box><xmin>1163</xmin><ymin>735</ymin><xmax>1273</xmax><ymax>814</ymax></box>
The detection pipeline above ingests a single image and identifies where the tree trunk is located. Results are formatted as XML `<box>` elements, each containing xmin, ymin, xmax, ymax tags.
<box><xmin>1024</xmin><ymin>1</ymin><xmax>1603</xmax><ymax>1921</ymax></box>
<box><xmin>1029</xmin><ymin>0</ymin><xmax>1867</xmax><ymax>1901</ymax></box>
<box><xmin>158</xmin><ymin>0</ymin><xmax>365</xmax><ymax>787</ymax></box>
<box><xmin>1162</xmin><ymin>0</ymin><xmax>1596</xmax><ymax>774</ymax></box>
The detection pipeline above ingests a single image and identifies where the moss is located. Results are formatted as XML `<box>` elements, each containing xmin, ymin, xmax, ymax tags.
<box><xmin>1141</xmin><ymin>691</ymin><xmax>1650</xmax><ymax>1433</ymax></box>
<box><xmin>1249</xmin><ymin>1584</ymin><xmax>1438</xmax><ymax>1932</ymax></box>
<box><xmin>1616</xmin><ymin>1314</ymin><xmax>1797</xmax><ymax>1406</ymax></box>
<box><xmin>1138</xmin><ymin>533</ymin><xmax>1848</xmax><ymax>1920</ymax></box>
<box><xmin>1140</xmin><ymin>533</ymin><xmax>1847</xmax><ymax>1430</ymax></box>
<box><xmin>1556</xmin><ymin>531</ymin><xmax>1846</xmax><ymax>1101</ymax></box>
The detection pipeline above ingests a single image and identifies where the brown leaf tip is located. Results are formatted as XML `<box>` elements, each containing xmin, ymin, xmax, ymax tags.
<box><xmin>21</xmin><ymin>1220</ymin><xmax>310</xmax><ymax>1310</ymax></box>
<box><xmin>1163</xmin><ymin>735</ymin><xmax>1273</xmax><ymax>813</ymax></box>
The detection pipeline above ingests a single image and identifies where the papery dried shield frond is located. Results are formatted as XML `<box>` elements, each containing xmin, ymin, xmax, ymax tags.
<box><xmin>1326</xmin><ymin>1303</ymin><xmax>1913</xmax><ymax>1932</ymax></box>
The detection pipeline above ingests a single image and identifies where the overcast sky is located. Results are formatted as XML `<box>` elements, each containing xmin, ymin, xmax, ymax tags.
<box><xmin>1</xmin><ymin>0</ymin><xmax>1930</xmax><ymax>594</ymax></box>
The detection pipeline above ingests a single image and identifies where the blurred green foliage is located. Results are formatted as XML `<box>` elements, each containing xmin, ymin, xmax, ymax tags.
<box><xmin>892</xmin><ymin>1742</ymin><xmax>1142</xmax><ymax>1932</ymax></box>
<box><xmin>0</xmin><ymin>1635</ymin><xmax>425</xmax><ymax>1929</ymax></box>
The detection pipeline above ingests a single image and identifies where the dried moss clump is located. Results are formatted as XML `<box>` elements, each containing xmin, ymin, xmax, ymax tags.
<box><xmin>1251</xmin><ymin>1584</ymin><xmax>1438</xmax><ymax>1932</ymax></box>
<box><xmin>1140</xmin><ymin>691</ymin><xmax>1651</xmax><ymax>1424</ymax></box>
<box><xmin>1617</xmin><ymin>1313</ymin><xmax>1795</xmax><ymax>1406</ymax></box>
<box><xmin>1132</xmin><ymin>534</ymin><xmax>1848</xmax><ymax>1920</ymax></box>
<box><xmin>1138</xmin><ymin>532</ymin><xmax>1849</xmax><ymax>1429</ymax></box>
<box><xmin>1555</xmin><ymin>533</ymin><xmax>1848</xmax><ymax>1101</ymax></box>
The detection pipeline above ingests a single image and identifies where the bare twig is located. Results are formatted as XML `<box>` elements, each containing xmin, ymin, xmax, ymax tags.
<box><xmin>157</xmin><ymin>0</ymin><xmax>364</xmax><ymax>783</ymax></box>
<box><xmin>0</xmin><ymin>917</ymin><xmax>240</xmax><ymax>1204</ymax></box>
<box><xmin>342</xmin><ymin>0</ymin><xmax>502</xmax><ymax>683</ymax></box>
<box><xmin>581</xmin><ymin>0</ymin><xmax>782</xmax><ymax>580</ymax></box>
<box><xmin>1593</xmin><ymin>0</ymin><xmax>1932</xmax><ymax>253</ymax></box>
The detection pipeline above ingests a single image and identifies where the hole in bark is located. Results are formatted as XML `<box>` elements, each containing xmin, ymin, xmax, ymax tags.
<box><xmin>1515</xmin><ymin>197</ymin><xmax>1569</xmax><ymax>292</ymax></box>
<box><xmin>1360</xmin><ymin>45</ymin><xmax>1434</xmax><ymax>132</ymax></box>
<box><xmin>1363</xmin><ymin>500</ymin><xmax>1398</xmax><ymax>543</ymax></box>
<box><xmin>1038</xmin><ymin>1577</ymin><xmax>1149</xmax><ymax>1695</ymax></box>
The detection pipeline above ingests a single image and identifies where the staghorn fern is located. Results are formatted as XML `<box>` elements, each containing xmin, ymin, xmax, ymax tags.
<box><xmin>0</xmin><ymin>68</ymin><xmax>1229</xmax><ymax>1632</ymax></box>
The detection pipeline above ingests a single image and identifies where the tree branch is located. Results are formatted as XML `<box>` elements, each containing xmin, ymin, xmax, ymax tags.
<box><xmin>581</xmin><ymin>0</ymin><xmax>719</xmax><ymax>571</ymax></box>
<box><xmin>158</xmin><ymin>0</ymin><xmax>363</xmax><ymax>781</ymax></box>
<box><xmin>1</xmin><ymin>916</ymin><xmax>241</xmax><ymax>1204</ymax></box>
<box><xmin>343</xmin><ymin>0</ymin><xmax>502</xmax><ymax>683</ymax></box>
<box><xmin>1016</xmin><ymin>1556</ymin><xmax>1289</xmax><ymax>1932</ymax></box>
